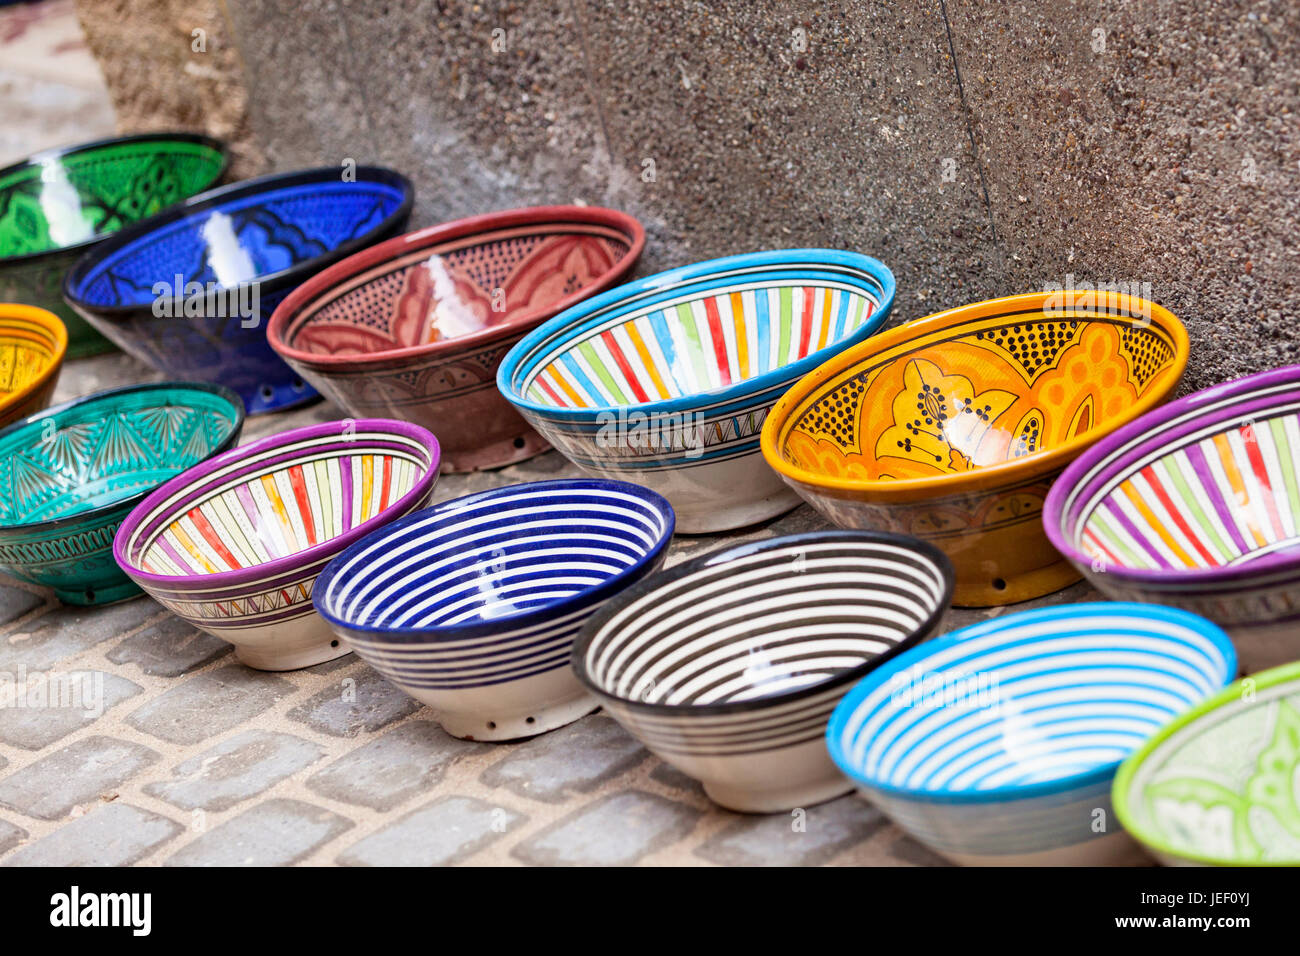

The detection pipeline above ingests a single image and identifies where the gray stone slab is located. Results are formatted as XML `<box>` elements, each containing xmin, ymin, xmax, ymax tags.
<box><xmin>286</xmin><ymin>668</ymin><xmax>420</xmax><ymax>738</ymax></box>
<box><xmin>107</xmin><ymin>615</ymin><xmax>232</xmax><ymax>677</ymax></box>
<box><xmin>165</xmin><ymin>798</ymin><xmax>353</xmax><ymax>866</ymax></box>
<box><xmin>126</xmin><ymin>664</ymin><xmax>293</xmax><ymax>744</ymax></box>
<box><xmin>145</xmin><ymin>730</ymin><xmax>324</xmax><ymax>812</ymax></box>
<box><xmin>0</xmin><ymin>671</ymin><xmax>141</xmax><ymax>750</ymax></box>
<box><xmin>3</xmin><ymin>803</ymin><xmax>181</xmax><ymax>866</ymax></box>
<box><xmin>0</xmin><ymin>818</ymin><xmax>25</xmax><ymax>856</ymax></box>
<box><xmin>694</xmin><ymin>795</ymin><xmax>887</xmax><ymax>866</ymax></box>
<box><xmin>338</xmin><ymin>795</ymin><xmax>524</xmax><ymax>866</ymax></box>
<box><xmin>307</xmin><ymin>720</ymin><xmax>488</xmax><ymax>811</ymax></box>
<box><xmin>512</xmin><ymin>791</ymin><xmax>701</xmax><ymax>866</ymax></box>
<box><xmin>480</xmin><ymin>714</ymin><xmax>648</xmax><ymax>803</ymax></box>
<box><xmin>0</xmin><ymin>599</ymin><xmax>163</xmax><ymax>671</ymax></box>
<box><xmin>0</xmin><ymin>586</ymin><xmax>42</xmax><ymax>626</ymax></box>
<box><xmin>0</xmin><ymin>736</ymin><xmax>159</xmax><ymax>820</ymax></box>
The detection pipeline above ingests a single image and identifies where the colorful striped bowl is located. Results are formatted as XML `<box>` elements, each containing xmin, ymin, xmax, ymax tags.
<box><xmin>0</xmin><ymin>382</ymin><xmax>243</xmax><ymax>605</ymax></box>
<box><xmin>497</xmin><ymin>250</ymin><xmax>895</xmax><ymax>533</ymax></box>
<box><xmin>1113</xmin><ymin>660</ymin><xmax>1300</xmax><ymax>866</ymax></box>
<box><xmin>267</xmin><ymin>206</ymin><xmax>645</xmax><ymax>472</ymax></box>
<box><xmin>113</xmin><ymin>419</ymin><xmax>439</xmax><ymax>671</ymax></box>
<box><xmin>1045</xmin><ymin>364</ymin><xmax>1300</xmax><ymax>673</ymax></box>
<box><xmin>64</xmin><ymin>167</ymin><xmax>414</xmax><ymax>415</ymax></box>
<box><xmin>0</xmin><ymin>304</ymin><xmax>67</xmax><ymax>429</ymax></box>
<box><xmin>572</xmin><ymin>531</ymin><xmax>953</xmax><ymax>812</ymax></box>
<box><xmin>827</xmin><ymin>603</ymin><xmax>1236</xmax><ymax>865</ymax></box>
<box><xmin>762</xmin><ymin>291</ymin><xmax>1189</xmax><ymax>605</ymax></box>
<box><xmin>314</xmin><ymin>479</ymin><xmax>674</xmax><ymax>740</ymax></box>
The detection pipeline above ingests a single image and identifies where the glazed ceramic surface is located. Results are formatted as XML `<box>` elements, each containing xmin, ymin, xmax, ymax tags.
<box><xmin>498</xmin><ymin>250</ymin><xmax>896</xmax><ymax>532</ymax></box>
<box><xmin>314</xmin><ymin>478</ymin><xmax>674</xmax><ymax>740</ymax></box>
<box><xmin>0</xmin><ymin>304</ymin><xmax>67</xmax><ymax>429</ymax></box>
<box><xmin>114</xmin><ymin>419</ymin><xmax>439</xmax><ymax>670</ymax></box>
<box><xmin>0</xmin><ymin>133</ymin><xmax>227</xmax><ymax>357</ymax></box>
<box><xmin>572</xmin><ymin>531</ymin><xmax>953</xmax><ymax>812</ymax></box>
<box><xmin>63</xmin><ymin>167</ymin><xmax>413</xmax><ymax>414</ymax></box>
<box><xmin>827</xmin><ymin>603</ymin><xmax>1236</xmax><ymax>865</ymax></box>
<box><xmin>1113</xmin><ymin>661</ymin><xmax>1300</xmax><ymax>866</ymax></box>
<box><xmin>0</xmin><ymin>382</ymin><xmax>243</xmax><ymax>604</ymax></box>
<box><xmin>268</xmin><ymin>207</ymin><xmax>645</xmax><ymax>472</ymax></box>
<box><xmin>762</xmin><ymin>291</ymin><xmax>1188</xmax><ymax>605</ymax></box>
<box><xmin>1046</xmin><ymin>364</ymin><xmax>1300</xmax><ymax>673</ymax></box>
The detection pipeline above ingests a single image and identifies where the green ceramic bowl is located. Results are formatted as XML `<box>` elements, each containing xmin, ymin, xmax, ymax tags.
<box><xmin>1113</xmin><ymin>660</ymin><xmax>1300</xmax><ymax>866</ymax></box>
<box><xmin>0</xmin><ymin>382</ymin><xmax>243</xmax><ymax>605</ymax></box>
<box><xmin>0</xmin><ymin>132</ymin><xmax>228</xmax><ymax>358</ymax></box>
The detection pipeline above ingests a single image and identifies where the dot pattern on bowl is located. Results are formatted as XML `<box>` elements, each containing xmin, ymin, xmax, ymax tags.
<box><xmin>285</xmin><ymin>225</ymin><xmax>631</xmax><ymax>353</ymax></box>
<box><xmin>583</xmin><ymin>538</ymin><xmax>948</xmax><ymax>707</ymax></box>
<box><xmin>782</xmin><ymin>307</ymin><xmax>1181</xmax><ymax>482</ymax></box>
<box><xmin>522</xmin><ymin>279</ymin><xmax>884</xmax><ymax>408</ymax></box>
<box><xmin>0</xmin><ymin>139</ymin><xmax>225</xmax><ymax>258</ymax></box>
<box><xmin>69</xmin><ymin>179</ymin><xmax>409</xmax><ymax>308</ymax></box>
<box><xmin>129</xmin><ymin>428</ymin><xmax>432</xmax><ymax>576</ymax></box>
<box><xmin>832</xmin><ymin>607</ymin><xmax>1233</xmax><ymax>795</ymax></box>
<box><xmin>321</xmin><ymin>482</ymin><xmax>671</xmax><ymax>630</ymax></box>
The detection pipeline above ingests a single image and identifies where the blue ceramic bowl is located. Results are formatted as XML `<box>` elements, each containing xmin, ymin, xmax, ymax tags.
<box><xmin>826</xmin><ymin>602</ymin><xmax>1236</xmax><ymax>865</ymax></box>
<box><xmin>314</xmin><ymin>478</ymin><xmax>675</xmax><ymax>740</ymax></box>
<box><xmin>0</xmin><ymin>381</ymin><xmax>243</xmax><ymax>605</ymax></box>
<box><xmin>496</xmin><ymin>250</ymin><xmax>895</xmax><ymax>533</ymax></box>
<box><xmin>62</xmin><ymin>166</ymin><xmax>414</xmax><ymax>414</ymax></box>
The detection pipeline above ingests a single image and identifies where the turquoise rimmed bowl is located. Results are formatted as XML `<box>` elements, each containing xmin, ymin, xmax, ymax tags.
<box><xmin>0</xmin><ymin>382</ymin><xmax>243</xmax><ymax>604</ymax></box>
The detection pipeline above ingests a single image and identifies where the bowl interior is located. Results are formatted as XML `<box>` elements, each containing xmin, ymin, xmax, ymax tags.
<box><xmin>123</xmin><ymin>424</ymin><xmax>435</xmax><ymax>576</ymax></box>
<box><xmin>282</xmin><ymin>221</ymin><xmax>636</xmax><ymax>355</ymax></box>
<box><xmin>1061</xmin><ymin>392</ymin><xmax>1300</xmax><ymax>573</ymax></box>
<box><xmin>0</xmin><ymin>137</ymin><xmax>225</xmax><ymax>259</ymax></box>
<box><xmin>581</xmin><ymin>536</ymin><xmax>949</xmax><ymax>706</ymax></box>
<box><xmin>319</xmin><ymin>482</ymin><xmax>671</xmax><ymax>630</ymax></box>
<box><xmin>830</xmin><ymin>605</ymin><xmax>1234</xmax><ymax>797</ymax></box>
<box><xmin>0</xmin><ymin>385</ymin><xmax>240</xmax><ymax>526</ymax></box>
<box><xmin>69</xmin><ymin>177</ymin><xmax>409</xmax><ymax>308</ymax></box>
<box><xmin>778</xmin><ymin>304</ymin><xmax>1183</xmax><ymax>485</ymax></box>
<box><xmin>1118</xmin><ymin>666</ymin><xmax>1300</xmax><ymax>864</ymax></box>
<box><xmin>517</xmin><ymin>264</ymin><xmax>888</xmax><ymax>408</ymax></box>
<box><xmin>0</xmin><ymin>313</ymin><xmax>62</xmax><ymax>403</ymax></box>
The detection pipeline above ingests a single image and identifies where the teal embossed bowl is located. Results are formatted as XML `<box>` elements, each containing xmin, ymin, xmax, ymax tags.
<box><xmin>0</xmin><ymin>382</ymin><xmax>243</xmax><ymax>604</ymax></box>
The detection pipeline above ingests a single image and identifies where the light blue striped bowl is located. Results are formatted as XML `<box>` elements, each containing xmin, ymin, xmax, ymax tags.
<box><xmin>826</xmin><ymin>602</ymin><xmax>1236</xmax><ymax>865</ymax></box>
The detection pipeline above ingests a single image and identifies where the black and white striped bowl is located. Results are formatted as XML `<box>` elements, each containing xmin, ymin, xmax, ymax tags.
<box><xmin>572</xmin><ymin>531</ymin><xmax>954</xmax><ymax>812</ymax></box>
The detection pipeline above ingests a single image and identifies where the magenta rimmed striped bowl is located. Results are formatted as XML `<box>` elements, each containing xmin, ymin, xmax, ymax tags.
<box><xmin>113</xmin><ymin>418</ymin><xmax>440</xmax><ymax>670</ymax></box>
<box><xmin>1044</xmin><ymin>364</ymin><xmax>1300</xmax><ymax>670</ymax></box>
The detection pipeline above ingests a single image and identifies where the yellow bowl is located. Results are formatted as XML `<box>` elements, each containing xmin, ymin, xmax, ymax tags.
<box><xmin>760</xmin><ymin>291</ymin><xmax>1189</xmax><ymax>606</ymax></box>
<box><xmin>0</xmin><ymin>304</ymin><xmax>67</xmax><ymax>429</ymax></box>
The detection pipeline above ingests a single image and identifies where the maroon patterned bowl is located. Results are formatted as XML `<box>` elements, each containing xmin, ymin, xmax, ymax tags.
<box><xmin>267</xmin><ymin>206</ymin><xmax>645</xmax><ymax>472</ymax></box>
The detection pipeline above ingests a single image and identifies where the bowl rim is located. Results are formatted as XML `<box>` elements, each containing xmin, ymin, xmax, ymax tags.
<box><xmin>312</xmin><ymin>476</ymin><xmax>676</xmax><ymax>641</ymax></box>
<box><xmin>112</xmin><ymin>417</ymin><xmax>440</xmax><ymax>589</ymax></box>
<box><xmin>0</xmin><ymin>302</ymin><xmax>68</xmax><ymax>416</ymax></box>
<box><xmin>495</xmin><ymin>248</ymin><xmax>898</xmax><ymax>420</ymax></box>
<box><xmin>825</xmin><ymin>601</ymin><xmax>1237</xmax><ymax>805</ymax></box>
<box><xmin>0</xmin><ymin>131</ymin><xmax>230</xmax><ymax>267</ymax></box>
<box><xmin>569</xmin><ymin>529</ymin><xmax>956</xmax><ymax>717</ymax></box>
<box><xmin>265</xmin><ymin>205</ymin><xmax>647</xmax><ymax>367</ymax></box>
<box><xmin>0</xmin><ymin>380</ymin><xmax>245</xmax><ymax>535</ymax></box>
<box><xmin>1043</xmin><ymin>362</ymin><xmax>1300</xmax><ymax>586</ymax></box>
<box><xmin>61</xmin><ymin>165</ymin><xmax>415</xmax><ymax>315</ymax></box>
<box><xmin>759</xmin><ymin>291</ymin><xmax>1190</xmax><ymax>501</ymax></box>
<box><xmin>1110</xmin><ymin>659</ymin><xmax>1300</xmax><ymax>867</ymax></box>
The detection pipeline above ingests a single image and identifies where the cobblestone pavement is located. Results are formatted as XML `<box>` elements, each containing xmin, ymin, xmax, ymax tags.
<box><xmin>0</xmin><ymin>348</ymin><xmax>1100</xmax><ymax>866</ymax></box>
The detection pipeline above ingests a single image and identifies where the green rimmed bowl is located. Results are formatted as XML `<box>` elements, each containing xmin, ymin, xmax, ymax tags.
<box><xmin>0</xmin><ymin>382</ymin><xmax>243</xmax><ymax>605</ymax></box>
<box><xmin>0</xmin><ymin>132</ymin><xmax>228</xmax><ymax>358</ymax></box>
<box><xmin>1114</xmin><ymin>660</ymin><xmax>1300</xmax><ymax>866</ymax></box>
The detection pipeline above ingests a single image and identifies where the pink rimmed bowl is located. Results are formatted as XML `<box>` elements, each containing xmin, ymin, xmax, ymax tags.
<box><xmin>113</xmin><ymin>419</ymin><xmax>440</xmax><ymax>670</ymax></box>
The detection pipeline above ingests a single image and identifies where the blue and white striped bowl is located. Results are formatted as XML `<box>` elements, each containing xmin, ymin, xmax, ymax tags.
<box><xmin>826</xmin><ymin>603</ymin><xmax>1237</xmax><ymax>865</ymax></box>
<box><xmin>313</xmin><ymin>478</ymin><xmax>674</xmax><ymax>740</ymax></box>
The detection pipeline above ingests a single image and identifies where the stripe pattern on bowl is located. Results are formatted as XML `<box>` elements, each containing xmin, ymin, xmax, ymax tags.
<box><xmin>0</xmin><ymin>312</ymin><xmax>61</xmax><ymax>399</ymax></box>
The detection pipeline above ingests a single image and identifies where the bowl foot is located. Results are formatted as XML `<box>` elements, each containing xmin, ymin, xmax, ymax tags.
<box><xmin>701</xmin><ymin>776</ymin><xmax>853</xmax><ymax>814</ymax></box>
<box><xmin>54</xmin><ymin>579</ymin><xmax>144</xmax><ymax>606</ymax></box>
<box><xmin>440</xmin><ymin>428</ymin><xmax>550</xmax><ymax>473</ymax></box>
<box><xmin>435</xmin><ymin>694</ymin><xmax>599</xmax><ymax>742</ymax></box>
<box><xmin>939</xmin><ymin>830</ymin><xmax>1149</xmax><ymax>866</ymax></box>
<box><xmin>673</xmin><ymin>487</ymin><xmax>802</xmax><ymax>535</ymax></box>
<box><xmin>243</xmin><ymin>378</ymin><xmax>321</xmax><ymax>416</ymax></box>
<box><xmin>234</xmin><ymin>636</ymin><xmax>352</xmax><ymax>671</ymax></box>
<box><xmin>951</xmin><ymin>558</ymin><xmax>1081</xmax><ymax>607</ymax></box>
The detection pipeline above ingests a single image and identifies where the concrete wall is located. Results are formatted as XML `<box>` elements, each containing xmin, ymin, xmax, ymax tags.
<box><xmin>78</xmin><ymin>0</ymin><xmax>1300</xmax><ymax>390</ymax></box>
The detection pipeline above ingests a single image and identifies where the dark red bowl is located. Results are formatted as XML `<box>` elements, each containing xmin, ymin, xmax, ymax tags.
<box><xmin>267</xmin><ymin>206</ymin><xmax>645</xmax><ymax>472</ymax></box>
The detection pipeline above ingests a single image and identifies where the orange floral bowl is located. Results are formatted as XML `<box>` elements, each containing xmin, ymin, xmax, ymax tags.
<box><xmin>760</xmin><ymin>291</ymin><xmax>1190</xmax><ymax>606</ymax></box>
<box><xmin>0</xmin><ymin>303</ymin><xmax>67</xmax><ymax>429</ymax></box>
